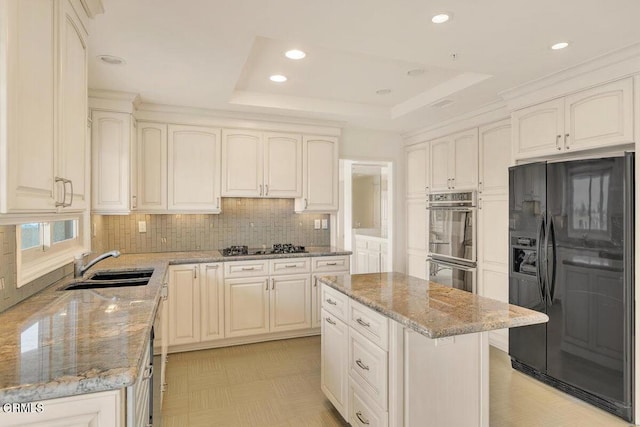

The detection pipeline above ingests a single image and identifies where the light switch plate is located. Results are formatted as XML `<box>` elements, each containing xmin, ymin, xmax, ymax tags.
<box><xmin>138</xmin><ymin>221</ymin><xmax>147</xmax><ymax>233</ymax></box>
<box><xmin>314</xmin><ymin>219</ymin><xmax>321</xmax><ymax>229</ymax></box>
<box><xmin>321</xmin><ymin>219</ymin><xmax>328</xmax><ymax>229</ymax></box>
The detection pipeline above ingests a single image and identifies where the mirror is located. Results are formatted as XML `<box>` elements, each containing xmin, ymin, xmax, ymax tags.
<box><xmin>351</xmin><ymin>165</ymin><xmax>388</xmax><ymax>235</ymax></box>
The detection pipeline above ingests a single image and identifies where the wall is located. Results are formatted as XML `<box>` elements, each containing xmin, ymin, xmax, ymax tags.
<box><xmin>92</xmin><ymin>198</ymin><xmax>330</xmax><ymax>254</ymax></box>
<box><xmin>339</xmin><ymin>127</ymin><xmax>404</xmax><ymax>272</ymax></box>
<box><xmin>0</xmin><ymin>225</ymin><xmax>73</xmax><ymax>313</ymax></box>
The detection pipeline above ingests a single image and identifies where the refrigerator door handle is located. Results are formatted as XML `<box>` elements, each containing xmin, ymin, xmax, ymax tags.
<box><xmin>536</xmin><ymin>213</ymin><xmax>547</xmax><ymax>305</ymax></box>
<box><xmin>547</xmin><ymin>216</ymin><xmax>557</xmax><ymax>306</ymax></box>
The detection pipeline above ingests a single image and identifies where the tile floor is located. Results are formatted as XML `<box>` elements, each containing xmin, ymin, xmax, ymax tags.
<box><xmin>157</xmin><ymin>336</ymin><xmax>632</xmax><ymax>426</ymax></box>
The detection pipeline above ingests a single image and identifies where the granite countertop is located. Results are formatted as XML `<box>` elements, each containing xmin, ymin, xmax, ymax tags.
<box><xmin>318</xmin><ymin>272</ymin><xmax>548</xmax><ymax>339</ymax></box>
<box><xmin>0</xmin><ymin>247</ymin><xmax>350</xmax><ymax>403</ymax></box>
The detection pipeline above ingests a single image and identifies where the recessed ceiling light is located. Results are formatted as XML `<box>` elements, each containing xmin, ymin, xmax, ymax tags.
<box><xmin>431</xmin><ymin>13</ymin><xmax>451</xmax><ymax>24</ymax></box>
<box><xmin>551</xmin><ymin>42</ymin><xmax>569</xmax><ymax>50</ymax></box>
<box><xmin>270</xmin><ymin>74</ymin><xmax>288</xmax><ymax>83</ymax></box>
<box><xmin>407</xmin><ymin>68</ymin><xmax>425</xmax><ymax>77</ymax></box>
<box><xmin>376</xmin><ymin>89</ymin><xmax>391</xmax><ymax>95</ymax></box>
<box><xmin>285</xmin><ymin>49</ymin><xmax>306</xmax><ymax>60</ymax></box>
<box><xmin>97</xmin><ymin>55</ymin><xmax>126</xmax><ymax>65</ymax></box>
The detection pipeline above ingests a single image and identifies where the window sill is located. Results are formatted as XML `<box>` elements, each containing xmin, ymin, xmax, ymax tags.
<box><xmin>18</xmin><ymin>245</ymin><xmax>87</xmax><ymax>287</ymax></box>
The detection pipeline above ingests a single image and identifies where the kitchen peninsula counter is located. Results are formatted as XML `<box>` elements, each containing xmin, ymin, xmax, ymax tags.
<box><xmin>0</xmin><ymin>247</ymin><xmax>349</xmax><ymax>405</ymax></box>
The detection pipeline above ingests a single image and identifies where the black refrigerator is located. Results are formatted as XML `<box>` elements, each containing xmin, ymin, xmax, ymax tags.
<box><xmin>508</xmin><ymin>154</ymin><xmax>634</xmax><ymax>421</ymax></box>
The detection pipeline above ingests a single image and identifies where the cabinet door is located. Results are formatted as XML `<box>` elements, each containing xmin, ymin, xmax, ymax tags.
<box><xmin>406</xmin><ymin>199</ymin><xmax>426</xmax><ymax>252</ymax></box>
<box><xmin>355</xmin><ymin>249</ymin><xmax>369</xmax><ymax>274</ymax></box>
<box><xmin>168</xmin><ymin>264</ymin><xmax>201</xmax><ymax>346</ymax></box>
<box><xmin>321</xmin><ymin>308</ymin><xmax>349</xmax><ymax>419</ymax></box>
<box><xmin>137</xmin><ymin>122</ymin><xmax>167</xmax><ymax>211</ymax></box>
<box><xmin>478</xmin><ymin>119</ymin><xmax>511</xmax><ymax>195</ymax></box>
<box><xmin>367</xmin><ymin>251</ymin><xmax>381</xmax><ymax>273</ymax></box>
<box><xmin>264</xmin><ymin>132</ymin><xmax>302</xmax><ymax>197</ymax></box>
<box><xmin>91</xmin><ymin>111</ymin><xmax>131</xmax><ymax>213</ymax></box>
<box><xmin>512</xmin><ymin>98</ymin><xmax>564</xmax><ymax>159</ymax></box>
<box><xmin>168</xmin><ymin>125</ymin><xmax>221</xmax><ymax>211</ymax></box>
<box><xmin>429</xmin><ymin>137</ymin><xmax>451</xmax><ymax>191</ymax></box>
<box><xmin>478</xmin><ymin>194</ymin><xmax>508</xmax><ymax>269</ymax></box>
<box><xmin>200</xmin><ymin>263</ymin><xmax>224</xmax><ymax>342</ymax></box>
<box><xmin>224</xmin><ymin>277</ymin><xmax>270</xmax><ymax>337</ymax></box>
<box><xmin>299</xmin><ymin>136</ymin><xmax>338</xmax><ymax>211</ymax></box>
<box><xmin>2</xmin><ymin>0</ymin><xmax>57</xmax><ymax>212</ymax></box>
<box><xmin>221</xmin><ymin>130</ymin><xmax>262</xmax><ymax>197</ymax></box>
<box><xmin>564</xmin><ymin>78</ymin><xmax>634</xmax><ymax>151</ymax></box>
<box><xmin>452</xmin><ymin>128</ymin><xmax>478</xmax><ymax>190</ymax></box>
<box><xmin>270</xmin><ymin>274</ymin><xmax>311</xmax><ymax>332</ymax></box>
<box><xmin>406</xmin><ymin>143</ymin><xmax>428</xmax><ymax>197</ymax></box>
<box><xmin>58</xmin><ymin>0</ymin><xmax>89</xmax><ymax>210</ymax></box>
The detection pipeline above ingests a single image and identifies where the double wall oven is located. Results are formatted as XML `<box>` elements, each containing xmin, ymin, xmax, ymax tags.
<box><xmin>426</xmin><ymin>191</ymin><xmax>477</xmax><ymax>293</ymax></box>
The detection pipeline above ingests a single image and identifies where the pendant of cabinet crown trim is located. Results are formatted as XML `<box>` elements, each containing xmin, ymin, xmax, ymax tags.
<box><xmin>429</xmin><ymin>128</ymin><xmax>478</xmax><ymax>191</ymax></box>
<box><xmin>221</xmin><ymin>130</ymin><xmax>302</xmax><ymax>198</ymax></box>
<box><xmin>512</xmin><ymin>77</ymin><xmax>634</xmax><ymax>160</ymax></box>
<box><xmin>1</xmin><ymin>0</ymin><xmax>91</xmax><ymax>213</ymax></box>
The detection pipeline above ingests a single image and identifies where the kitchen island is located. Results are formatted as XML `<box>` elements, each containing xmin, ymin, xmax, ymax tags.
<box><xmin>318</xmin><ymin>272</ymin><xmax>548</xmax><ymax>427</ymax></box>
<box><xmin>0</xmin><ymin>247</ymin><xmax>349</xmax><ymax>426</ymax></box>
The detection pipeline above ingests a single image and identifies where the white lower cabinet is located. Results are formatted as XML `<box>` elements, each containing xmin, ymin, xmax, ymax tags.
<box><xmin>350</xmin><ymin>378</ymin><xmax>388</xmax><ymax>427</ymax></box>
<box><xmin>167</xmin><ymin>263</ymin><xmax>224</xmax><ymax>348</ymax></box>
<box><xmin>225</xmin><ymin>276</ymin><xmax>270</xmax><ymax>338</ymax></box>
<box><xmin>321</xmin><ymin>308</ymin><xmax>349</xmax><ymax>419</ymax></box>
<box><xmin>126</xmin><ymin>340</ymin><xmax>152</xmax><ymax>427</ymax></box>
<box><xmin>311</xmin><ymin>256</ymin><xmax>350</xmax><ymax>328</ymax></box>
<box><xmin>270</xmin><ymin>274</ymin><xmax>311</xmax><ymax>332</ymax></box>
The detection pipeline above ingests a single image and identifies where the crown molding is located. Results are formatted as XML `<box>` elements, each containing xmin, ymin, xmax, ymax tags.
<box><xmin>500</xmin><ymin>41</ymin><xmax>640</xmax><ymax>110</ymax></box>
<box><xmin>88</xmin><ymin>90</ymin><xmax>141</xmax><ymax>114</ymax></box>
<box><xmin>402</xmin><ymin>100</ymin><xmax>509</xmax><ymax>146</ymax></box>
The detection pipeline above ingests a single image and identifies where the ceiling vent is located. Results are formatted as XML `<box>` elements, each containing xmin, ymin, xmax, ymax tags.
<box><xmin>431</xmin><ymin>99</ymin><xmax>454</xmax><ymax>108</ymax></box>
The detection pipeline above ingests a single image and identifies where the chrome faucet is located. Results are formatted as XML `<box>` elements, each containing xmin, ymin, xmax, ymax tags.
<box><xmin>74</xmin><ymin>250</ymin><xmax>121</xmax><ymax>278</ymax></box>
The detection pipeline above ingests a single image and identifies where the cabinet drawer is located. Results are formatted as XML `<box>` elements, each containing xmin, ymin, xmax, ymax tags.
<box><xmin>349</xmin><ymin>299</ymin><xmax>389</xmax><ymax>351</ymax></box>
<box><xmin>270</xmin><ymin>257</ymin><xmax>310</xmax><ymax>275</ymax></box>
<box><xmin>312</xmin><ymin>255</ymin><xmax>350</xmax><ymax>272</ymax></box>
<box><xmin>349</xmin><ymin>377</ymin><xmax>388</xmax><ymax>427</ymax></box>
<box><xmin>224</xmin><ymin>260</ymin><xmax>269</xmax><ymax>278</ymax></box>
<box><xmin>349</xmin><ymin>329</ymin><xmax>388</xmax><ymax>410</ymax></box>
<box><xmin>321</xmin><ymin>283</ymin><xmax>348</xmax><ymax>322</ymax></box>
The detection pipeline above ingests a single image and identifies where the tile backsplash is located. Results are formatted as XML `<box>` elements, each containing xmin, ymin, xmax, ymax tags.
<box><xmin>92</xmin><ymin>198</ymin><xmax>330</xmax><ymax>254</ymax></box>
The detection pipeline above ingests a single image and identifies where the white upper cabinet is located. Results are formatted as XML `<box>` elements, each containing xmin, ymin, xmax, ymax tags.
<box><xmin>58</xmin><ymin>0</ymin><xmax>89</xmax><ymax>211</ymax></box>
<box><xmin>405</xmin><ymin>143</ymin><xmax>429</xmax><ymax>198</ymax></box>
<box><xmin>478</xmin><ymin>119</ymin><xmax>511</xmax><ymax>195</ymax></box>
<box><xmin>429</xmin><ymin>128</ymin><xmax>478</xmax><ymax>191</ymax></box>
<box><xmin>296</xmin><ymin>135</ymin><xmax>339</xmax><ymax>212</ymax></box>
<box><xmin>0</xmin><ymin>0</ymin><xmax>92</xmax><ymax>214</ymax></box>
<box><xmin>564</xmin><ymin>78</ymin><xmax>634</xmax><ymax>151</ymax></box>
<box><xmin>168</xmin><ymin>125</ymin><xmax>221</xmax><ymax>212</ymax></box>
<box><xmin>264</xmin><ymin>132</ymin><xmax>303</xmax><ymax>197</ymax></box>
<box><xmin>91</xmin><ymin>111</ymin><xmax>131</xmax><ymax>213</ymax></box>
<box><xmin>222</xmin><ymin>130</ymin><xmax>302</xmax><ymax>198</ymax></box>
<box><xmin>137</xmin><ymin>122</ymin><xmax>167</xmax><ymax>211</ymax></box>
<box><xmin>222</xmin><ymin>130</ymin><xmax>263</xmax><ymax>197</ymax></box>
<box><xmin>513</xmin><ymin>78</ymin><xmax>634</xmax><ymax>159</ymax></box>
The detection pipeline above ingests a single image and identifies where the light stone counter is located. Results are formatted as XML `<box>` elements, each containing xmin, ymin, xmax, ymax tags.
<box><xmin>0</xmin><ymin>247</ymin><xmax>349</xmax><ymax>403</ymax></box>
<box><xmin>318</xmin><ymin>272</ymin><xmax>548</xmax><ymax>338</ymax></box>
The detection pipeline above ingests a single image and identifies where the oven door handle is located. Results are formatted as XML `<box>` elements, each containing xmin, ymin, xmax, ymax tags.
<box><xmin>427</xmin><ymin>257</ymin><xmax>476</xmax><ymax>271</ymax></box>
<box><xmin>426</xmin><ymin>206</ymin><xmax>475</xmax><ymax>211</ymax></box>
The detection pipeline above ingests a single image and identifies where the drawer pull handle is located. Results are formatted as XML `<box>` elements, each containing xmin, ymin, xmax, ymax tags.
<box><xmin>326</xmin><ymin>262</ymin><xmax>338</xmax><ymax>266</ymax></box>
<box><xmin>356</xmin><ymin>318</ymin><xmax>370</xmax><ymax>328</ymax></box>
<box><xmin>326</xmin><ymin>298</ymin><xmax>337</xmax><ymax>305</ymax></box>
<box><xmin>241</xmin><ymin>267</ymin><xmax>255</xmax><ymax>271</ymax></box>
<box><xmin>355</xmin><ymin>359</ymin><xmax>370</xmax><ymax>371</ymax></box>
<box><xmin>356</xmin><ymin>411</ymin><xmax>370</xmax><ymax>425</ymax></box>
<box><xmin>325</xmin><ymin>317</ymin><xmax>336</xmax><ymax>325</ymax></box>
<box><xmin>284</xmin><ymin>264</ymin><xmax>297</xmax><ymax>268</ymax></box>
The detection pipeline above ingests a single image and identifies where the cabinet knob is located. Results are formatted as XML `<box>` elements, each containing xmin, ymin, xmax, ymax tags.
<box><xmin>565</xmin><ymin>133</ymin><xmax>570</xmax><ymax>149</ymax></box>
<box><xmin>265</xmin><ymin>184</ymin><xmax>269</xmax><ymax>196</ymax></box>
<box><xmin>325</xmin><ymin>317</ymin><xmax>336</xmax><ymax>325</ymax></box>
<box><xmin>355</xmin><ymin>359</ymin><xmax>370</xmax><ymax>371</ymax></box>
<box><xmin>193</xmin><ymin>266</ymin><xmax>198</xmax><ymax>279</ymax></box>
<box><xmin>356</xmin><ymin>411</ymin><xmax>371</xmax><ymax>425</ymax></box>
<box><xmin>556</xmin><ymin>135</ymin><xmax>562</xmax><ymax>150</ymax></box>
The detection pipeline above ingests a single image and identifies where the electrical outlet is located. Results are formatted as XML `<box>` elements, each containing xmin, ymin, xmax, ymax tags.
<box><xmin>321</xmin><ymin>219</ymin><xmax>328</xmax><ymax>229</ymax></box>
<box><xmin>138</xmin><ymin>221</ymin><xmax>147</xmax><ymax>233</ymax></box>
<box><xmin>314</xmin><ymin>219</ymin><xmax>321</xmax><ymax>229</ymax></box>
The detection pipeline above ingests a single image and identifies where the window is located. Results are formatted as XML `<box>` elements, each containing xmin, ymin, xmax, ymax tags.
<box><xmin>16</xmin><ymin>218</ymin><xmax>84</xmax><ymax>286</ymax></box>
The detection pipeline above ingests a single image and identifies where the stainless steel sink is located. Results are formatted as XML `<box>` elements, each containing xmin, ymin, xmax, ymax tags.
<box><xmin>62</xmin><ymin>269</ymin><xmax>154</xmax><ymax>290</ymax></box>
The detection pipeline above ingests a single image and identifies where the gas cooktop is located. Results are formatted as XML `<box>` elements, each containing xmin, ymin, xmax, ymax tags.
<box><xmin>221</xmin><ymin>244</ymin><xmax>307</xmax><ymax>257</ymax></box>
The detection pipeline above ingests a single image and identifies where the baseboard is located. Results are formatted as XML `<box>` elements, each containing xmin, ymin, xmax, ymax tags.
<box><xmin>157</xmin><ymin>328</ymin><xmax>321</xmax><ymax>355</ymax></box>
<box><xmin>489</xmin><ymin>330</ymin><xmax>508</xmax><ymax>353</ymax></box>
